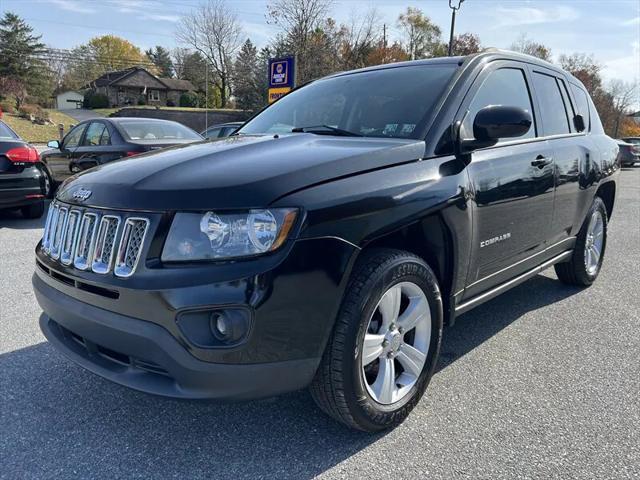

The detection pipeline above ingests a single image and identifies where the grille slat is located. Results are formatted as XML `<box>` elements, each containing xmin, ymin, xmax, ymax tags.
<box><xmin>41</xmin><ymin>201</ymin><xmax>149</xmax><ymax>278</ymax></box>
<box><xmin>114</xmin><ymin>218</ymin><xmax>150</xmax><ymax>278</ymax></box>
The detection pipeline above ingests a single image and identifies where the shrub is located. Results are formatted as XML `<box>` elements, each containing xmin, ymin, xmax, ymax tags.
<box><xmin>0</xmin><ymin>97</ymin><xmax>16</xmax><ymax>114</ymax></box>
<box><xmin>179</xmin><ymin>92</ymin><xmax>198</xmax><ymax>108</ymax></box>
<box><xmin>166</xmin><ymin>99</ymin><xmax>176</xmax><ymax>107</ymax></box>
<box><xmin>137</xmin><ymin>97</ymin><xmax>146</xmax><ymax>106</ymax></box>
<box><xmin>83</xmin><ymin>91</ymin><xmax>109</xmax><ymax>109</ymax></box>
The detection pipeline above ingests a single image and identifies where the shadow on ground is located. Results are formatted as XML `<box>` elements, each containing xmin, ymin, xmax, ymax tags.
<box><xmin>0</xmin><ymin>201</ymin><xmax>49</xmax><ymax>230</ymax></box>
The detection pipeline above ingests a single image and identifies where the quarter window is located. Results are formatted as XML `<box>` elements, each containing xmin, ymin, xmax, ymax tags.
<box><xmin>570</xmin><ymin>84</ymin><xmax>591</xmax><ymax>131</ymax></box>
<box><xmin>532</xmin><ymin>72</ymin><xmax>571</xmax><ymax>136</ymax></box>
<box><xmin>462</xmin><ymin>68</ymin><xmax>535</xmax><ymax>142</ymax></box>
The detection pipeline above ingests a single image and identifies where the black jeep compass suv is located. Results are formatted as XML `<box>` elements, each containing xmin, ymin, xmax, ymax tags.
<box><xmin>33</xmin><ymin>51</ymin><xmax>618</xmax><ymax>432</ymax></box>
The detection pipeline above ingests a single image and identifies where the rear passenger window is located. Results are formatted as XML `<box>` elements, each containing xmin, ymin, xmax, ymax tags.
<box><xmin>570</xmin><ymin>84</ymin><xmax>590</xmax><ymax>131</ymax></box>
<box><xmin>532</xmin><ymin>72</ymin><xmax>571</xmax><ymax>136</ymax></box>
<box><xmin>462</xmin><ymin>68</ymin><xmax>535</xmax><ymax>142</ymax></box>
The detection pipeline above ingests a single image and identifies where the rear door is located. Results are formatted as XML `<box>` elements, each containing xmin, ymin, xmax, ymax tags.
<box><xmin>461</xmin><ymin>62</ymin><xmax>556</xmax><ymax>299</ymax></box>
<box><xmin>529</xmin><ymin>68</ymin><xmax>595</xmax><ymax>249</ymax></box>
<box><xmin>72</xmin><ymin>121</ymin><xmax>122</xmax><ymax>170</ymax></box>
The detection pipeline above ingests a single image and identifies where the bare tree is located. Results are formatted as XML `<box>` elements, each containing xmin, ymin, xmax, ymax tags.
<box><xmin>608</xmin><ymin>80</ymin><xmax>638</xmax><ymax>137</ymax></box>
<box><xmin>176</xmin><ymin>0</ymin><xmax>243</xmax><ymax>107</ymax></box>
<box><xmin>340</xmin><ymin>8</ymin><xmax>381</xmax><ymax>70</ymax></box>
<box><xmin>267</xmin><ymin>0</ymin><xmax>333</xmax><ymax>84</ymax></box>
<box><xmin>510</xmin><ymin>33</ymin><xmax>552</xmax><ymax>62</ymax></box>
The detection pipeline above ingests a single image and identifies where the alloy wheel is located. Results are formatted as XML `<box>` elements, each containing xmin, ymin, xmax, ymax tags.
<box><xmin>360</xmin><ymin>281</ymin><xmax>431</xmax><ymax>405</ymax></box>
<box><xmin>584</xmin><ymin>210</ymin><xmax>604</xmax><ymax>275</ymax></box>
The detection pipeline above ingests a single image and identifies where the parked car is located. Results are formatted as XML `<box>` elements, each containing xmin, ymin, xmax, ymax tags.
<box><xmin>0</xmin><ymin>120</ymin><xmax>49</xmax><ymax>218</ymax></box>
<box><xmin>201</xmin><ymin>121</ymin><xmax>243</xmax><ymax>139</ymax></box>
<box><xmin>40</xmin><ymin>118</ymin><xmax>203</xmax><ymax>185</ymax></box>
<box><xmin>616</xmin><ymin>139</ymin><xmax>639</xmax><ymax>167</ymax></box>
<box><xmin>34</xmin><ymin>51</ymin><xmax>618</xmax><ymax>432</ymax></box>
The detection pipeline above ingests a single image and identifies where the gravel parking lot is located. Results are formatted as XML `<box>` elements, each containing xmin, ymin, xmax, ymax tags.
<box><xmin>1</xmin><ymin>168</ymin><xmax>638</xmax><ymax>479</ymax></box>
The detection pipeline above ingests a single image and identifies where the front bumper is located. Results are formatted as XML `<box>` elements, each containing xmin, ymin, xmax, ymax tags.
<box><xmin>34</xmin><ymin>236</ymin><xmax>358</xmax><ymax>400</ymax></box>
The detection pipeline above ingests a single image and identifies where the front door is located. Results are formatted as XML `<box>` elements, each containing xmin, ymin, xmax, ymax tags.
<box><xmin>460</xmin><ymin>63</ymin><xmax>555</xmax><ymax>299</ymax></box>
<box><xmin>44</xmin><ymin>123</ymin><xmax>87</xmax><ymax>183</ymax></box>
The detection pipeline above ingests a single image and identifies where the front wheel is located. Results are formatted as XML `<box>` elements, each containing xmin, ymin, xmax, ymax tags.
<box><xmin>555</xmin><ymin>196</ymin><xmax>608</xmax><ymax>286</ymax></box>
<box><xmin>310</xmin><ymin>249</ymin><xmax>443</xmax><ymax>431</ymax></box>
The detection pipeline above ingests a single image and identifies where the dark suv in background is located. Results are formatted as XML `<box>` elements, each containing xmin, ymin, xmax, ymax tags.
<box><xmin>33</xmin><ymin>51</ymin><xmax>618</xmax><ymax>432</ymax></box>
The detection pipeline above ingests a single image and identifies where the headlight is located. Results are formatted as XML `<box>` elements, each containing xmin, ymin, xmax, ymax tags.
<box><xmin>162</xmin><ymin>208</ymin><xmax>298</xmax><ymax>261</ymax></box>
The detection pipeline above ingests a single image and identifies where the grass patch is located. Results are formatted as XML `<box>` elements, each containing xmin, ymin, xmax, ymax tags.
<box><xmin>3</xmin><ymin>110</ymin><xmax>78</xmax><ymax>143</ymax></box>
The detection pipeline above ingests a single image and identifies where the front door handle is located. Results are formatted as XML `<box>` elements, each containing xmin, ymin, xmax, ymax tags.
<box><xmin>531</xmin><ymin>155</ymin><xmax>552</xmax><ymax>168</ymax></box>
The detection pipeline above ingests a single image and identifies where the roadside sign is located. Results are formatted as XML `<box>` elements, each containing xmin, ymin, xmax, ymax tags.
<box><xmin>268</xmin><ymin>57</ymin><xmax>295</xmax><ymax>103</ymax></box>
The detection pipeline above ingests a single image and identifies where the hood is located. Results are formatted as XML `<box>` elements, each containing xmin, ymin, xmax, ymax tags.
<box><xmin>56</xmin><ymin>134</ymin><xmax>425</xmax><ymax>210</ymax></box>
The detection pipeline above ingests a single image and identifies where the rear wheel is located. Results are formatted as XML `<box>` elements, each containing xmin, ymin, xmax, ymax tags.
<box><xmin>555</xmin><ymin>196</ymin><xmax>607</xmax><ymax>286</ymax></box>
<box><xmin>310</xmin><ymin>249</ymin><xmax>443</xmax><ymax>431</ymax></box>
<box><xmin>21</xmin><ymin>201</ymin><xmax>45</xmax><ymax>219</ymax></box>
<box><xmin>36</xmin><ymin>165</ymin><xmax>53</xmax><ymax>198</ymax></box>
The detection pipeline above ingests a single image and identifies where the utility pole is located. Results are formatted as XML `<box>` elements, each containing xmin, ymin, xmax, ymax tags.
<box><xmin>448</xmin><ymin>0</ymin><xmax>465</xmax><ymax>56</ymax></box>
<box><xmin>383</xmin><ymin>24</ymin><xmax>387</xmax><ymax>62</ymax></box>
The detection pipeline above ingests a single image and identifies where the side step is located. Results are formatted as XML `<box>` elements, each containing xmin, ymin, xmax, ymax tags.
<box><xmin>454</xmin><ymin>250</ymin><xmax>572</xmax><ymax>316</ymax></box>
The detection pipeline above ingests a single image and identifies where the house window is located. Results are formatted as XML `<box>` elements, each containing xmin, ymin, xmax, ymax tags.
<box><xmin>148</xmin><ymin>90</ymin><xmax>160</xmax><ymax>101</ymax></box>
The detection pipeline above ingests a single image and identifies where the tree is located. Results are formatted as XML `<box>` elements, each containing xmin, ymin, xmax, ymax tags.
<box><xmin>339</xmin><ymin>8</ymin><xmax>381</xmax><ymax>70</ymax></box>
<box><xmin>64</xmin><ymin>35</ymin><xmax>152</xmax><ymax>89</ymax></box>
<box><xmin>450</xmin><ymin>33</ymin><xmax>482</xmax><ymax>56</ymax></box>
<box><xmin>176</xmin><ymin>0</ymin><xmax>243</xmax><ymax>108</ymax></box>
<box><xmin>509</xmin><ymin>34</ymin><xmax>552</xmax><ymax>61</ymax></box>
<box><xmin>607</xmin><ymin>80</ymin><xmax>638</xmax><ymax>137</ymax></box>
<box><xmin>0</xmin><ymin>12</ymin><xmax>49</xmax><ymax>107</ymax></box>
<box><xmin>146</xmin><ymin>46</ymin><xmax>174</xmax><ymax>78</ymax></box>
<box><xmin>397</xmin><ymin>7</ymin><xmax>441</xmax><ymax>60</ymax></box>
<box><xmin>267</xmin><ymin>0</ymin><xmax>333</xmax><ymax>84</ymax></box>
<box><xmin>233</xmin><ymin>39</ymin><xmax>265</xmax><ymax>112</ymax></box>
<box><xmin>366</xmin><ymin>40</ymin><xmax>409</xmax><ymax>66</ymax></box>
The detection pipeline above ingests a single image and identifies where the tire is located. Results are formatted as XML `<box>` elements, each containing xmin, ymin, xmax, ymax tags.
<box><xmin>36</xmin><ymin>165</ymin><xmax>53</xmax><ymax>199</ymax></box>
<box><xmin>21</xmin><ymin>200</ymin><xmax>45</xmax><ymax>219</ymax></box>
<box><xmin>310</xmin><ymin>248</ymin><xmax>443</xmax><ymax>432</ymax></box>
<box><xmin>554</xmin><ymin>196</ymin><xmax>608</xmax><ymax>286</ymax></box>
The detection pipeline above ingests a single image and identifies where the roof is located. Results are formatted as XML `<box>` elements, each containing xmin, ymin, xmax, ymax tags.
<box><xmin>88</xmin><ymin>67</ymin><xmax>195</xmax><ymax>92</ymax></box>
<box><xmin>159</xmin><ymin>77</ymin><xmax>195</xmax><ymax>91</ymax></box>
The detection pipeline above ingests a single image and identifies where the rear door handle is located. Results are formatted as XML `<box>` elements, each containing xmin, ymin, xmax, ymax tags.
<box><xmin>531</xmin><ymin>155</ymin><xmax>552</xmax><ymax>168</ymax></box>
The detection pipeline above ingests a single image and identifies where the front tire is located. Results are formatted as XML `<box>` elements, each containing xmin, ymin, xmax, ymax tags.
<box><xmin>554</xmin><ymin>196</ymin><xmax>608</xmax><ymax>286</ymax></box>
<box><xmin>310</xmin><ymin>249</ymin><xmax>443</xmax><ymax>432</ymax></box>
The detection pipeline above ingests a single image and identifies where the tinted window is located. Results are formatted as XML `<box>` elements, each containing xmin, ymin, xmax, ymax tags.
<box><xmin>118</xmin><ymin>121</ymin><xmax>201</xmax><ymax>141</ymax></box>
<box><xmin>570</xmin><ymin>84</ymin><xmax>590</xmax><ymax>131</ymax></box>
<box><xmin>240</xmin><ymin>65</ymin><xmax>457</xmax><ymax>139</ymax></box>
<box><xmin>462</xmin><ymin>68</ymin><xmax>535</xmax><ymax>142</ymax></box>
<box><xmin>0</xmin><ymin>121</ymin><xmax>18</xmax><ymax>139</ymax></box>
<box><xmin>532</xmin><ymin>72</ymin><xmax>570</xmax><ymax>136</ymax></box>
<box><xmin>204</xmin><ymin>127</ymin><xmax>222</xmax><ymax>139</ymax></box>
<box><xmin>82</xmin><ymin>122</ymin><xmax>108</xmax><ymax>146</ymax></box>
<box><xmin>63</xmin><ymin>124</ymin><xmax>86</xmax><ymax>149</ymax></box>
<box><xmin>557</xmin><ymin>79</ymin><xmax>576</xmax><ymax>133</ymax></box>
<box><xmin>99</xmin><ymin>126</ymin><xmax>111</xmax><ymax>145</ymax></box>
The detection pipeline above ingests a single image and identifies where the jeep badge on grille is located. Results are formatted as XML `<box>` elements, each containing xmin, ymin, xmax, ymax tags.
<box><xmin>72</xmin><ymin>188</ymin><xmax>92</xmax><ymax>201</ymax></box>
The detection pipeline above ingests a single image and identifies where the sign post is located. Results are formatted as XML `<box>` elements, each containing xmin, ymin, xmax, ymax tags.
<box><xmin>268</xmin><ymin>57</ymin><xmax>295</xmax><ymax>104</ymax></box>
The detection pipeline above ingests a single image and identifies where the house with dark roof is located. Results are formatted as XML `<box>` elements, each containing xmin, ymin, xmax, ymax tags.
<box><xmin>88</xmin><ymin>67</ymin><xmax>196</xmax><ymax>107</ymax></box>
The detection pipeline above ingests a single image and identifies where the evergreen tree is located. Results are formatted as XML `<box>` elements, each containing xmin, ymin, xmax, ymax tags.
<box><xmin>146</xmin><ymin>46</ymin><xmax>174</xmax><ymax>78</ymax></box>
<box><xmin>233</xmin><ymin>39</ymin><xmax>265</xmax><ymax>112</ymax></box>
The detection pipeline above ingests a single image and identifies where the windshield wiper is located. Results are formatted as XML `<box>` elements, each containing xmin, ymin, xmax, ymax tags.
<box><xmin>291</xmin><ymin>125</ymin><xmax>363</xmax><ymax>137</ymax></box>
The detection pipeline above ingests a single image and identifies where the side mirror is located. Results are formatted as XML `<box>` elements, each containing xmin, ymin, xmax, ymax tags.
<box><xmin>47</xmin><ymin>140</ymin><xmax>60</xmax><ymax>149</ymax></box>
<box><xmin>460</xmin><ymin>105</ymin><xmax>532</xmax><ymax>153</ymax></box>
<box><xmin>574</xmin><ymin>114</ymin><xmax>586</xmax><ymax>133</ymax></box>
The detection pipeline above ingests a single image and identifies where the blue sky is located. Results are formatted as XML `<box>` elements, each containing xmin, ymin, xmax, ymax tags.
<box><xmin>2</xmin><ymin>0</ymin><xmax>639</xmax><ymax>84</ymax></box>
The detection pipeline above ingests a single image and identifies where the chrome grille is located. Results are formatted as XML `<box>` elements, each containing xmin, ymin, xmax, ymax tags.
<box><xmin>41</xmin><ymin>201</ymin><xmax>150</xmax><ymax>278</ymax></box>
<box><xmin>114</xmin><ymin>218</ymin><xmax>149</xmax><ymax>278</ymax></box>
<box><xmin>92</xmin><ymin>216</ymin><xmax>120</xmax><ymax>274</ymax></box>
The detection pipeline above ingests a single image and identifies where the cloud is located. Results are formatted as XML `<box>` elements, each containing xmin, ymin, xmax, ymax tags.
<box><xmin>602</xmin><ymin>40</ymin><xmax>640</xmax><ymax>85</ymax></box>
<box><xmin>622</xmin><ymin>16</ymin><xmax>640</xmax><ymax>26</ymax></box>
<box><xmin>48</xmin><ymin>0</ymin><xmax>95</xmax><ymax>13</ymax></box>
<box><xmin>142</xmin><ymin>13</ymin><xmax>181</xmax><ymax>23</ymax></box>
<box><xmin>491</xmin><ymin>5</ymin><xmax>579</xmax><ymax>28</ymax></box>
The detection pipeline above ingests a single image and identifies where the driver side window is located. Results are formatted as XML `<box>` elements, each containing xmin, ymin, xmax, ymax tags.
<box><xmin>462</xmin><ymin>68</ymin><xmax>536</xmax><ymax>143</ymax></box>
<box><xmin>62</xmin><ymin>124</ymin><xmax>87</xmax><ymax>149</ymax></box>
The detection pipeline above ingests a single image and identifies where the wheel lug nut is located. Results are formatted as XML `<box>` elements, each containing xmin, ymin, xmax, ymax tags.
<box><xmin>382</xmin><ymin>340</ymin><xmax>389</xmax><ymax>347</ymax></box>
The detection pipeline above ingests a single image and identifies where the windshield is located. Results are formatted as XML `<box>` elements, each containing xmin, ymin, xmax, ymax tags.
<box><xmin>239</xmin><ymin>64</ymin><xmax>457</xmax><ymax>140</ymax></box>
<box><xmin>118</xmin><ymin>120</ymin><xmax>201</xmax><ymax>141</ymax></box>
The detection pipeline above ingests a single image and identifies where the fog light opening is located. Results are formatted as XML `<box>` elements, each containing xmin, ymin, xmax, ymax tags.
<box><xmin>208</xmin><ymin>310</ymin><xmax>250</xmax><ymax>344</ymax></box>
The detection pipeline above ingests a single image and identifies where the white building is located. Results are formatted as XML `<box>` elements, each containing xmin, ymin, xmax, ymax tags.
<box><xmin>55</xmin><ymin>91</ymin><xmax>84</xmax><ymax>110</ymax></box>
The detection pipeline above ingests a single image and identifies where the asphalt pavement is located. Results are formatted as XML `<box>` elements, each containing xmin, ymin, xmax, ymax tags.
<box><xmin>1</xmin><ymin>168</ymin><xmax>638</xmax><ymax>479</ymax></box>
